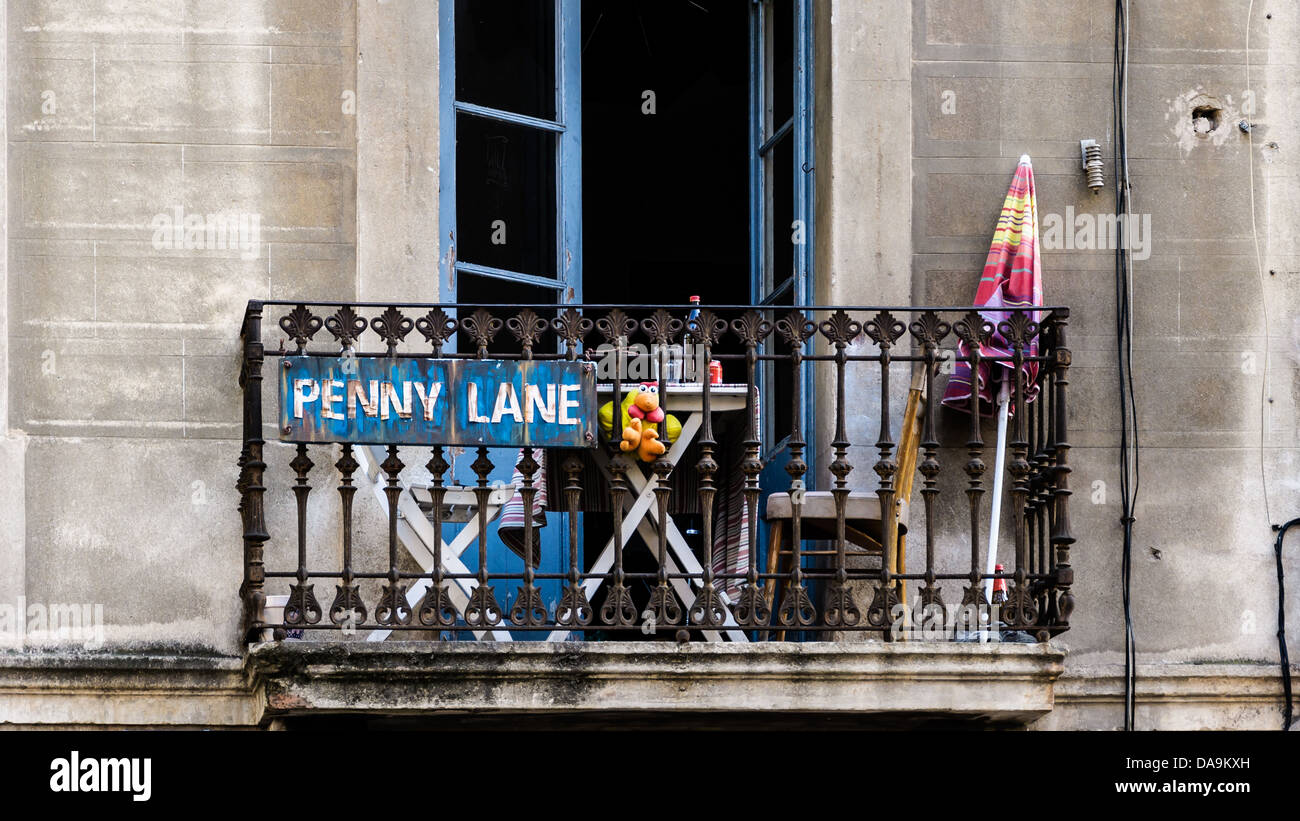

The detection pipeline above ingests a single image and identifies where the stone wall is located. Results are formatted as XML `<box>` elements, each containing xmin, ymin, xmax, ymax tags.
<box><xmin>1</xmin><ymin>0</ymin><xmax>1296</xmax><ymax>729</ymax></box>
<box><xmin>821</xmin><ymin>0</ymin><xmax>1300</xmax><ymax>729</ymax></box>
<box><xmin>3</xmin><ymin>0</ymin><xmax>360</xmax><ymax>655</ymax></box>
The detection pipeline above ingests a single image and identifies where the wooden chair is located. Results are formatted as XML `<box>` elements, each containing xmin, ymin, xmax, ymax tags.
<box><xmin>762</xmin><ymin>364</ymin><xmax>927</xmax><ymax>633</ymax></box>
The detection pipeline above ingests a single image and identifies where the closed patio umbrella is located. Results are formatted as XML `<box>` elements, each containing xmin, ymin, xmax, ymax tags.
<box><xmin>940</xmin><ymin>154</ymin><xmax>1045</xmax><ymax>603</ymax></box>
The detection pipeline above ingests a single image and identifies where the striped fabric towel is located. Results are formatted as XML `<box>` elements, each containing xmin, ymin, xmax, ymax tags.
<box><xmin>941</xmin><ymin>155</ymin><xmax>1045</xmax><ymax>416</ymax></box>
<box><xmin>497</xmin><ymin>449</ymin><xmax>549</xmax><ymax>564</ymax></box>
<box><xmin>712</xmin><ymin>384</ymin><xmax>759</xmax><ymax>602</ymax></box>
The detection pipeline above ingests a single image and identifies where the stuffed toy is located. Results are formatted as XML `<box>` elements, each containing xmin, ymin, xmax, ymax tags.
<box><xmin>598</xmin><ymin>382</ymin><xmax>682</xmax><ymax>462</ymax></box>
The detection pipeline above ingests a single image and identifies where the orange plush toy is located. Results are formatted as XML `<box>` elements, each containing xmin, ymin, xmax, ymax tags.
<box><xmin>598</xmin><ymin>382</ymin><xmax>682</xmax><ymax>462</ymax></box>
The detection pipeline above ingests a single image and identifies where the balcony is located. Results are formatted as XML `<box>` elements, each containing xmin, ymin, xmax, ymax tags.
<box><xmin>237</xmin><ymin>299</ymin><xmax>1073</xmax><ymax>726</ymax></box>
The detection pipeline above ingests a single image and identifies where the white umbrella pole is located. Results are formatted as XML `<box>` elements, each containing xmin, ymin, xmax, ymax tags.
<box><xmin>983</xmin><ymin>378</ymin><xmax>1012</xmax><ymax>605</ymax></box>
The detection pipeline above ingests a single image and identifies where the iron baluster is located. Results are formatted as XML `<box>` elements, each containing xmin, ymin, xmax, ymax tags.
<box><xmin>773</xmin><ymin>310</ymin><xmax>814</xmax><ymax>630</ymax></box>
<box><xmin>644</xmin><ymin>309</ymin><xmax>683</xmax><ymax>628</ymax></box>
<box><xmin>1041</xmin><ymin>325</ymin><xmax>1060</xmax><ymax>627</ymax></box>
<box><xmin>238</xmin><ymin>302</ymin><xmax>269</xmax><ymax>642</ymax></box>
<box><xmin>910</xmin><ymin>312</ymin><xmax>951</xmax><ymax>623</ymax></box>
<box><xmin>285</xmin><ymin>444</ymin><xmax>321</xmax><ymax>626</ymax></box>
<box><xmin>862</xmin><ymin>311</ymin><xmax>905</xmax><ymax>631</ymax></box>
<box><xmin>601</xmin><ymin>452</ymin><xmax>637</xmax><ymax>627</ymax></box>
<box><xmin>510</xmin><ymin>447</ymin><xmax>547</xmax><ymax>626</ymax></box>
<box><xmin>954</xmin><ymin>311</ymin><xmax>992</xmax><ymax>629</ymax></box>
<box><xmin>730</xmin><ymin>311</ymin><xmax>774</xmax><ymax>627</ymax></box>
<box><xmin>597</xmin><ymin>310</ymin><xmax>637</xmax><ymax>627</ymax></box>
<box><xmin>417</xmin><ymin>446</ymin><xmax>456</xmax><ymax>627</ymax></box>
<box><xmin>999</xmin><ymin>311</ymin><xmax>1039</xmax><ymax>632</ymax></box>
<box><xmin>1031</xmin><ymin>355</ymin><xmax>1051</xmax><ymax>620</ymax></box>
<box><xmin>464</xmin><ymin>447</ymin><xmax>502</xmax><ymax>627</ymax></box>
<box><xmin>689</xmin><ymin>308</ymin><xmax>729</xmax><ymax>627</ymax></box>
<box><xmin>375</xmin><ymin>445</ymin><xmax>410</xmax><ymax>626</ymax></box>
<box><xmin>329</xmin><ymin>444</ymin><xmax>367</xmax><ymax>627</ymax></box>
<box><xmin>414</xmin><ymin>306</ymin><xmax>457</xmax><ymax>627</ymax></box>
<box><xmin>325</xmin><ymin>306</ymin><xmax>368</xmax><ymax>629</ymax></box>
<box><xmin>556</xmin><ymin>453</ymin><xmax>593</xmax><ymax>627</ymax></box>
<box><xmin>1049</xmin><ymin>310</ymin><xmax>1075</xmax><ymax>635</ymax></box>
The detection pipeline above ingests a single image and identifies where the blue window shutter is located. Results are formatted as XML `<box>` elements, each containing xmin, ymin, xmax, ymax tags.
<box><xmin>439</xmin><ymin>0</ymin><xmax>582</xmax><ymax>306</ymax></box>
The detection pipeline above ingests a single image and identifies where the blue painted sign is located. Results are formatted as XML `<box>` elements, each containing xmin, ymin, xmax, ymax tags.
<box><xmin>278</xmin><ymin>357</ymin><xmax>597</xmax><ymax>447</ymax></box>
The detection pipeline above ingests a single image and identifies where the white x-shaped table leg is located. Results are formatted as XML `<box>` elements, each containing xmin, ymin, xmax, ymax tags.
<box><xmin>358</xmin><ymin>445</ymin><xmax>512</xmax><ymax>642</ymax></box>
<box><xmin>546</xmin><ymin>413</ymin><xmax>747</xmax><ymax>642</ymax></box>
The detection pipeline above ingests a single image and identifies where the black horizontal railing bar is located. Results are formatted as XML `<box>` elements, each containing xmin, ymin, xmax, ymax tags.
<box><xmin>253</xmin><ymin>299</ymin><xmax>1069</xmax><ymax>312</ymax></box>
<box><xmin>252</xmin><ymin>623</ymin><xmax>1028</xmax><ymax>634</ymax></box>
<box><xmin>240</xmin><ymin>296</ymin><xmax>1075</xmax><ymax>644</ymax></box>
<box><xmin>273</xmin><ymin>349</ymin><xmax>1056</xmax><ymax>364</ymax></box>
<box><xmin>271</xmin><ymin>346</ymin><xmax>1061</xmax><ymax>355</ymax></box>
<box><xmin>263</xmin><ymin>570</ymin><xmax>1055</xmax><ymax>582</ymax></box>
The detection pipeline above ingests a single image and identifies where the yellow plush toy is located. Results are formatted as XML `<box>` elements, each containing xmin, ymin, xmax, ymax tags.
<box><xmin>598</xmin><ymin>382</ymin><xmax>682</xmax><ymax>462</ymax></box>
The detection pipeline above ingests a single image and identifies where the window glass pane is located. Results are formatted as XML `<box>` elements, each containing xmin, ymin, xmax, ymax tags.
<box><xmin>456</xmin><ymin>0</ymin><xmax>556</xmax><ymax>120</ymax></box>
<box><xmin>768</xmin><ymin>83</ymin><xmax>796</xmax><ymax>445</ymax></box>
<box><xmin>773</xmin><ymin>133</ymin><xmax>794</xmax><ymax>290</ymax></box>
<box><xmin>772</xmin><ymin>0</ymin><xmax>793</xmax><ymax>130</ymax></box>
<box><xmin>456</xmin><ymin>114</ymin><xmax>557</xmax><ymax>278</ymax></box>
<box><xmin>770</xmin><ymin>282</ymin><xmax>794</xmax><ymax>443</ymax></box>
<box><xmin>456</xmin><ymin>276</ymin><xmax>558</xmax><ymax>356</ymax></box>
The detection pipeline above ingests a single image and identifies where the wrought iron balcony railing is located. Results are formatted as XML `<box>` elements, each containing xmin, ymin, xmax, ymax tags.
<box><xmin>238</xmin><ymin>300</ymin><xmax>1074</xmax><ymax>644</ymax></box>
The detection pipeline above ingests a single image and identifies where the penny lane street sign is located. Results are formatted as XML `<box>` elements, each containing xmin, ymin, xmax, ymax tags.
<box><xmin>279</xmin><ymin>357</ymin><xmax>597</xmax><ymax>448</ymax></box>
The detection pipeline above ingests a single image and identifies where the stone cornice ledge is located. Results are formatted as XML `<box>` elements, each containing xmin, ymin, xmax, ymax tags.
<box><xmin>1031</xmin><ymin>661</ymin><xmax>1300</xmax><ymax>730</ymax></box>
<box><xmin>247</xmin><ymin>641</ymin><xmax>1066</xmax><ymax>723</ymax></box>
<box><xmin>0</xmin><ymin>650</ymin><xmax>261</xmax><ymax>728</ymax></box>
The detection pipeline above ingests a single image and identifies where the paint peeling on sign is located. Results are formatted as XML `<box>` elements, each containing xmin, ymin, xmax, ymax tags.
<box><xmin>279</xmin><ymin>357</ymin><xmax>597</xmax><ymax>448</ymax></box>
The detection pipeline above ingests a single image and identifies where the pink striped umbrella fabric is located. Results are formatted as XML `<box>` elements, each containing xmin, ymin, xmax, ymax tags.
<box><xmin>940</xmin><ymin>155</ymin><xmax>1045</xmax><ymax>416</ymax></box>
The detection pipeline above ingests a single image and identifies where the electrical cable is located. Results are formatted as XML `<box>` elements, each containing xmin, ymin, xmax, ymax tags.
<box><xmin>1276</xmin><ymin>519</ymin><xmax>1299</xmax><ymax>730</ymax></box>
<box><xmin>1113</xmin><ymin>0</ymin><xmax>1140</xmax><ymax>732</ymax></box>
<box><xmin>1245</xmin><ymin>2</ymin><xmax>1273</xmax><ymax>528</ymax></box>
<box><xmin>1247</xmin><ymin>0</ymin><xmax>1295</xmax><ymax>730</ymax></box>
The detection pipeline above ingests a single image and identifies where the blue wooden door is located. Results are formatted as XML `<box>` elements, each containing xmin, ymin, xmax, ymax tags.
<box><xmin>439</xmin><ymin>0</ymin><xmax>584</xmax><ymax>638</ymax></box>
<box><xmin>750</xmin><ymin>0</ymin><xmax>816</xmax><ymax>584</ymax></box>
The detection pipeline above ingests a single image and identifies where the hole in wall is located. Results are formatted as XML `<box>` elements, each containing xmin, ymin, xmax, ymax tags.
<box><xmin>1191</xmin><ymin>104</ymin><xmax>1222</xmax><ymax>135</ymax></box>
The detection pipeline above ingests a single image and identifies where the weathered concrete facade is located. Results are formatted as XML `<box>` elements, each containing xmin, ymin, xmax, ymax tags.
<box><xmin>820</xmin><ymin>0</ymin><xmax>1300</xmax><ymax>730</ymax></box>
<box><xmin>0</xmin><ymin>0</ymin><xmax>1296</xmax><ymax>729</ymax></box>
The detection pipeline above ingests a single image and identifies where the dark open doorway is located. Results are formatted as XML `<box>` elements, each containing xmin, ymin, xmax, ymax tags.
<box><xmin>579</xmin><ymin>1</ymin><xmax>752</xmax><ymax>639</ymax></box>
<box><xmin>581</xmin><ymin>0</ymin><xmax>750</xmax><ymax>307</ymax></box>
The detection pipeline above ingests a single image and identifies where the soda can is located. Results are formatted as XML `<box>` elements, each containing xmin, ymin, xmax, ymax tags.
<box><xmin>709</xmin><ymin>360</ymin><xmax>723</xmax><ymax>385</ymax></box>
